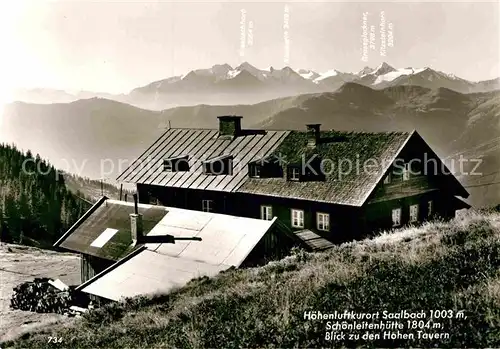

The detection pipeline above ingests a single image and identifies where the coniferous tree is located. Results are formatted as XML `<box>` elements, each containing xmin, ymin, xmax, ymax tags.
<box><xmin>0</xmin><ymin>143</ymin><xmax>91</xmax><ymax>246</ymax></box>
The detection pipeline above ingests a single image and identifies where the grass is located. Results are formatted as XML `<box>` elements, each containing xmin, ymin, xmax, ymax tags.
<box><xmin>4</xmin><ymin>209</ymin><xmax>500</xmax><ymax>348</ymax></box>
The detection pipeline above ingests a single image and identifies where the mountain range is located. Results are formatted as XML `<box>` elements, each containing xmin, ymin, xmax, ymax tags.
<box><xmin>11</xmin><ymin>62</ymin><xmax>500</xmax><ymax>110</ymax></box>
<box><xmin>2</xmin><ymin>83</ymin><xmax>499</xmax><ymax>208</ymax></box>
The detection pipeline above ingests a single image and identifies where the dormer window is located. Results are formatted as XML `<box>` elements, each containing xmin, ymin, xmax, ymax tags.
<box><xmin>287</xmin><ymin>155</ymin><xmax>324</xmax><ymax>182</ymax></box>
<box><xmin>163</xmin><ymin>155</ymin><xmax>189</xmax><ymax>172</ymax></box>
<box><xmin>248</xmin><ymin>157</ymin><xmax>283</xmax><ymax>179</ymax></box>
<box><xmin>202</xmin><ymin>154</ymin><xmax>233</xmax><ymax>175</ymax></box>
<box><xmin>249</xmin><ymin>163</ymin><xmax>261</xmax><ymax>178</ymax></box>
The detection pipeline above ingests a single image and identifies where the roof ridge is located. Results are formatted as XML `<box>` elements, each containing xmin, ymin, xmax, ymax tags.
<box><xmin>163</xmin><ymin>127</ymin><xmax>411</xmax><ymax>135</ymax></box>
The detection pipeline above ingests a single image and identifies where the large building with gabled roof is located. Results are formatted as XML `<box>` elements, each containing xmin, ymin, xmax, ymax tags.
<box><xmin>117</xmin><ymin>115</ymin><xmax>470</xmax><ymax>244</ymax></box>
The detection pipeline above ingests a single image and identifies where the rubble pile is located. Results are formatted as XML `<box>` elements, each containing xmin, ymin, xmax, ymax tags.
<box><xmin>10</xmin><ymin>277</ymin><xmax>75</xmax><ymax>314</ymax></box>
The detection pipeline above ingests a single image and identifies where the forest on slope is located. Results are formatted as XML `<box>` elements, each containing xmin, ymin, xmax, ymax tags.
<box><xmin>0</xmin><ymin>144</ymin><xmax>90</xmax><ymax>248</ymax></box>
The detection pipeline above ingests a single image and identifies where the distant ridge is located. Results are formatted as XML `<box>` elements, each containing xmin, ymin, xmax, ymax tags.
<box><xmin>11</xmin><ymin>62</ymin><xmax>499</xmax><ymax>110</ymax></box>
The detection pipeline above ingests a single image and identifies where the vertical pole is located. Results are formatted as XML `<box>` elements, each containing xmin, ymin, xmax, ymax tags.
<box><xmin>119</xmin><ymin>184</ymin><xmax>123</xmax><ymax>201</ymax></box>
<box><xmin>133</xmin><ymin>194</ymin><xmax>138</xmax><ymax>214</ymax></box>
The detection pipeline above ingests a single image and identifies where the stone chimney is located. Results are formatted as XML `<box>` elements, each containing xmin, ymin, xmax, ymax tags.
<box><xmin>218</xmin><ymin>116</ymin><xmax>243</xmax><ymax>137</ymax></box>
<box><xmin>130</xmin><ymin>194</ymin><xmax>143</xmax><ymax>245</ymax></box>
<box><xmin>306</xmin><ymin>124</ymin><xmax>321</xmax><ymax>148</ymax></box>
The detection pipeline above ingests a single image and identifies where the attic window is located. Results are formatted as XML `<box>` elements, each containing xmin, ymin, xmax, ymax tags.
<box><xmin>287</xmin><ymin>155</ymin><xmax>325</xmax><ymax>182</ymax></box>
<box><xmin>249</xmin><ymin>163</ymin><xmax>261</xmax><ymax>178</ymax></box>
<box><xmin>202</xmin><ymin>154</ymin><xmax>233</xmax><ymax>175</ymax></box>
<box><xmin>248</xmin><ymin>157</ymin><xmax>283</xmax><ymax>179</ymax></box>
<box><xmin>163</xmin><ymin>155</ymin><xmax>190</xmax><ymax>172</ymax></box>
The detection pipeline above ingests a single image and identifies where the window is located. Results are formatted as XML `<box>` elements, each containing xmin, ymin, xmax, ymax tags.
<box><xmin>163</xmin><ymin>155</ymin><xmax>189</xmax><ymax>172</ymax></box>
<box><xmin>260</xmin><ymin>205</ymin><xmax>273</xmax><ymax>220</ymax></box>
<box><xmin>202</xmin><ymin>155</ymin><xmax>233</xmax><ymax>175</ymax></box>
<box><xmin>427</xmin><ymin>200</ymin><xmax>433</xmax><ymax>217</ymax></box>
<box><xmin>383</xmin><ymin>172</ymin><xmax>391</xmax><ymax>184</ymax></box>
<box><xmin>250</xmin><ymin>165</ymin><xmax>261</xmax><ymax>178</ymax></box>
<box><xmin>202</xmin><ymin>200</ymin><xmax>214</xmax><ymax>212</ymax></box>
<box><xmin>317</xmin><ymin>212</ymin><xmax>330</xmax><ymax>231</ymax></box>
<box><xmin>163</xmin><ymin>160</ymin><xmax>172</xmax><ymax>171</ymax></box>
<box><xmin>290</xmin><ymin>167</ymin><xmax>300</xmax><ymax>181</ymax></box>
<box><xmin>402</xmin><ymin>163</ymin><xmax>410</xmax><ymax>181</ymax></box>
<box><xmin>291</xmin><ymin>209</ymin><xmax>304</xmax><ymax>228</ymax></box>
<box><xmin>392</xmin><ymin>208</ymin><xmax>402</xmax><ymax>227</ymax></box>
<box><xmin>409</xmin><ymin>204</ymin><xmax>419</xmax><ymax>223</ymax></box>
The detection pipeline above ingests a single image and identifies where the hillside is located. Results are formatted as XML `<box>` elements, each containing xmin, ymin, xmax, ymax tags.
<box><xmin>62</xmin><ymin>173</ymin><xmax>133</xmax><ymax>203</ymax></box>
<box><xmin>2</xmin><ymin>86</ymin><xmax>499</xmax><ymax>207</ymax></box>
<box><xmin>5</xmin><ymin>209</ymin><xmax>500</xmax><ymax>348</ymax></box>
<box><xmin>0</xmin><ymin>144</ymin><xmax>90</xmax><ymax>248</ymax></box>
<box><xmin>0</xmin><ymin>98</ymin><xmax>166</xmax><ymax>181</ymax></box>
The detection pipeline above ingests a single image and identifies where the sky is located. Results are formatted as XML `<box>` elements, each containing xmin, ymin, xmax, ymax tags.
<box><xmin>0</xmin><ymin>0</ymin><xmax>499</xmax><ymax>94</ymax></box>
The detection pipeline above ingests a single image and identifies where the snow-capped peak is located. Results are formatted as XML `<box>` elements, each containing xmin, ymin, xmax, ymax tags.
<box><xmin>210</xmin><ymin>64</ymin><xmax>233</xmax><ymax>76</ymax></box>
<box><xmin>263</xmin><ymin>66</ymin><xmax>305</xmax><ymax>83</ymax></box>
<box><xmin>370</xmin><ymin>62</ymin><xmax>396</xmax><ymax>76</ymax></box>
<box><xmin>298</xmin><ymin>69</ymin><xmax>320</xmax><ymax>80</ymax></box>
<box><xmin>227</xmin><ymin>62</ymin><xmax>267</xmax><ymax>81</ymax></box>
<box><xmin>372</xmin><ymin>66</ymin><xmax>426</xmax><ymax>85</ymax></box>
<box><xmin>446</xmin><ymin>73</ymin><xmax>460</xmax><ymax>80</ymax></box>
<box><xmin>357</xmin><ymin>66</ymin><xmax>374</xmax><ymax>76</ymax></box>
<box><xmin>179</xmin><ymin>64</ymin><xmax>233</xmax><ymax>81</ymax></box>
<box><xmin>314</xmin><ymin>69</ymin><xmax>340</xmax><ymax>82</ymax></box>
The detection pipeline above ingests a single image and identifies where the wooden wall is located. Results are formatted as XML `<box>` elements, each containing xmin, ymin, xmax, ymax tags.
<box><xmin>138</xmin><ymin>183</ymin><xmax>363</xmax><ymax>243</ymax></box>
<box><xmin>81</xmin><ymin>254</ymin><xmax>114</xmax><ymax>284</ymax></box>
<box><xmin>137</xmin><ymin>165</ymin><xmax>464</xmax><ymax>245</ymax></box>
<box><xmin>364</xmin><ymin>150</ymin><xmax>463</xmax><ymax>235</ymax></box>
<box><xmin>362</xmin><ymin>192</ymin><xmax>450</xmax><ymax>235</ymax></box>
<box><xmin>241</xmin><ymin>225</ymin><xmax>299</xmax><ymax>267</ymax></box>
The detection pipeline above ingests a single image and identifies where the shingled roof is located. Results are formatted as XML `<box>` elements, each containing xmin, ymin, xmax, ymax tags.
<box><xmin>239</xmin><ymin>130</ymin><xmax>412</xmax><ymax>206</ymax></box>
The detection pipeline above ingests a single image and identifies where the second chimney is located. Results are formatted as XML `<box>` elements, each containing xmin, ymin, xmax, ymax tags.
<box><xmin>306</xmin><ymin>124</ymin><xmax>321</xmax><ymax>148</ymax></box>
<box><xmin>218</xmin><ymin>115</ymin><xmax>243</xmax><ymax>137</ymax></box>
<box><xmin>130</xmin><ymin>194</ymin><xmax>143</xmax><ymax>245</ymax></box>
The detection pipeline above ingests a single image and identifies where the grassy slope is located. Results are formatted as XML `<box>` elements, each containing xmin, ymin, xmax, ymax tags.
<box><xmin>5</xmin><ymin>210</ymin><xmax>500</xmax><ymax>348</ymax></box>
<box><xmin>62</xmin><ymin>173</ymin><xmax>134</xmax><ymax>202</ymax></box>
